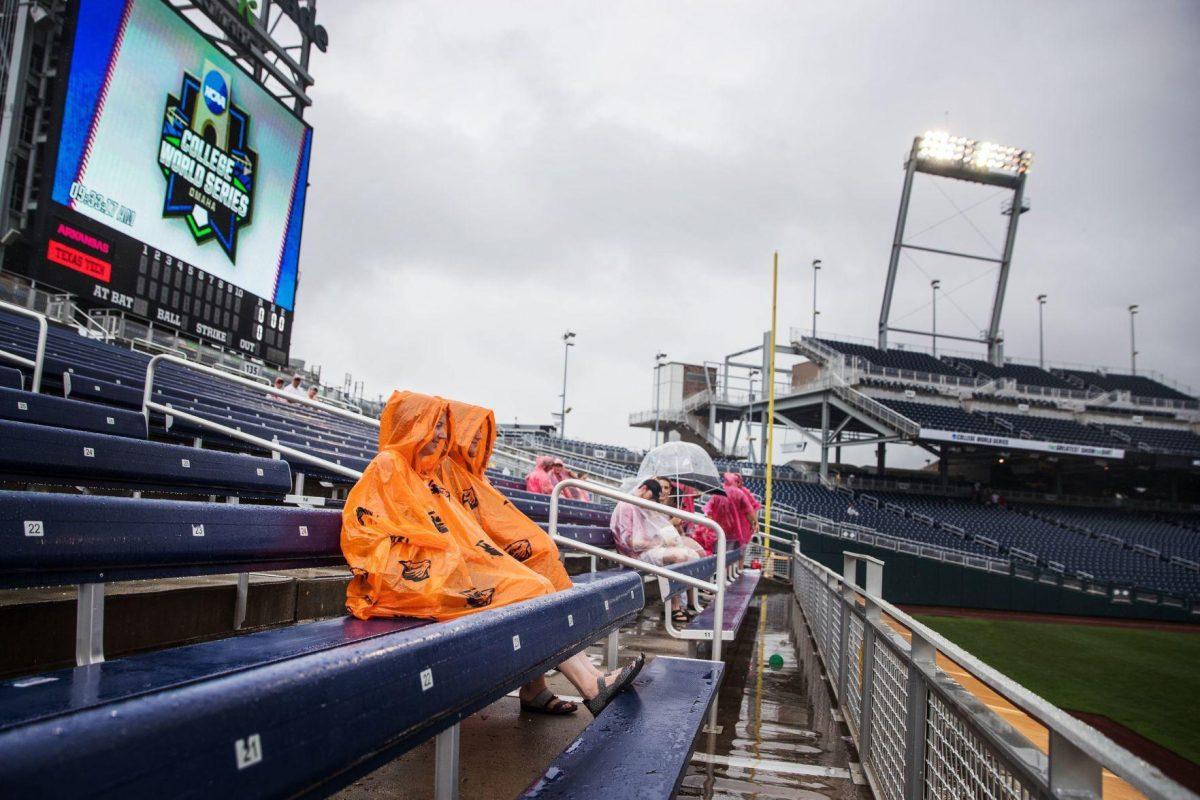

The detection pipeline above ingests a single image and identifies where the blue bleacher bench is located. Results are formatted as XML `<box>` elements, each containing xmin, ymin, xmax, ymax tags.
<box><xmin>0</xmin><ymin>492</ymin><xmax>342</xmax><ymax>588</ymax></box>
<box><xmin>0</xmin><ymin>387</ymin><xmax>146</xmax><ymax>438</ymax></box>
<box><xmin>0</xmin><ymin>420</ymin><xmax>293</xmax><ymax>498</ymax></box>
<box><xmin>519</xmin><ymin>655</ymin><xmax>724</xmax><ymax>800</ymax></box>
<box><xmin>0</xmin><ymin>569</ymin><xmax>644</xmax><ymax>798</ymax></box>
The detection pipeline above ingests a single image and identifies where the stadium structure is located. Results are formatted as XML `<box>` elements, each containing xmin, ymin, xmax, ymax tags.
<box><xmin>0</xmin><ymin>1</ymin><xmax>1197</xmax><ymax>799</ymax></box>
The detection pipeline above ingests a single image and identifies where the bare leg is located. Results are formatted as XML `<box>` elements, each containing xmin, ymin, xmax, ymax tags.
<box><xmin>557</xmin><ymin>651</ymin><xmax>632</xmax><ymax>701</ymax></box>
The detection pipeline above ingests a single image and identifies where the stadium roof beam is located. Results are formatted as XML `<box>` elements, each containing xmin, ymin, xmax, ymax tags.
<box><xmin>878</xmin><ymin>131</ymin><xmax>1032</xmax><ymax>365</ymax></box>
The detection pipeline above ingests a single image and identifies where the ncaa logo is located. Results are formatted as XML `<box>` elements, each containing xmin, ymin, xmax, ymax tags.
<box><xmin>202</xmin><ymin>70</ymin><xmax>228</xmax><ymax>115</ymax></box>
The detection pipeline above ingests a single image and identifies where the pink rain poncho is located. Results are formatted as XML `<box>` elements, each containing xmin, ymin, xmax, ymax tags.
<box><xmin>702</xmin><ymin>492</ymin><xmax>738</xmax><ymax>553</ymax></box>
<box><xmin>609</xmin><ymin>501</ymin><xmax>700</xmax><ymax>568</ymax></box>
<box><xmin>721</xmin><ymin>472</ymin><xmax>756</xmax><ymax>546</ymax></box>
<box><xmin>525</xmin><ymin>456</ymin><xmax>554</xmax><ymax>494</ymax></box>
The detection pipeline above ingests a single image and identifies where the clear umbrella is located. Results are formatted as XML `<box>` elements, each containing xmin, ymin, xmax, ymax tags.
<box><xmin>635</xmin><ymin>441</ymin><xmax>724</xmax><ymax>495</ymax></box>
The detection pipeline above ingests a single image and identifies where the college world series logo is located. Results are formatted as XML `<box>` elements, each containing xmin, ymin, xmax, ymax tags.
<box><xmin>158</xmin><ymin>60</ymin><xmax>257</xmax><ymax>263</ymax></box>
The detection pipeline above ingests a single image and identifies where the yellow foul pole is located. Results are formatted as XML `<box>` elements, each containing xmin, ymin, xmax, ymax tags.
<box><xmin>763</xmin><ymin>252</ymin><xmax>779</xmax><ymax>555</ymax></box>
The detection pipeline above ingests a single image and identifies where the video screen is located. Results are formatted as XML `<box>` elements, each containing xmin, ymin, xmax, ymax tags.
<box><xmin>33</xmin><ymin>0</ymin><xmax>313</xmax><ymax>361</ymax></box>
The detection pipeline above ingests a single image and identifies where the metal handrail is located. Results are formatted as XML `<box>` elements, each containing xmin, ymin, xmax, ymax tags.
<box><xmin>0</xmin><ymin>299</ymin><xmax>47</xmax><ymax>391</ymax></box>
<box><xmin>547</xmin><ymin>478</ymin><xmax>727</xmax><ymax>664</ymax></box>
<box><xmin>142</xmin><ymin>353</ymin><xmax>381</xmax><ymax>430</ymax></box>
<box><xmin>793</xmin><ymin>547</ymin><xmax>1193</xmax><ymax>799</ymax></box>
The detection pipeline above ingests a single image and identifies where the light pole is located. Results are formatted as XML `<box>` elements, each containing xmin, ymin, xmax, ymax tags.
<box><xmin>559</xmin><ymin>331</ymin><xmax>575</xmax><ymax>437</ymax></box>
<box><xmin>653</xmin><ymin>351</ymin><xmax>667</xmax><ymax>445</ymax></box>
<box><xmin>811</xmin><ymin>258</ymin><xmax>822</xmax><ymax>337</ymax></box>
<box><xmin>930</xmin><ymin>279</ymin><xmax>941</xmax><ymax>357</ymax></box>
<box><xmin>1128</xmin><ymin>305</ymin><xmax>1139</xmax><ymax>375</ymax></box>
<box><xmin>1037</xmin><ymin>294</ymin><xmax>1046</xmax><ymax>368</ymax></box>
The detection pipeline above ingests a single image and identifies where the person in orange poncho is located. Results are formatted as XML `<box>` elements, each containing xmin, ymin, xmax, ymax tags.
<box><xmin>442</xmin><ymin>400</ymin><xmax>573</xmax><ymax>592</ymax></box>
<box><xmin>342</xmin><ymin>390</ymin><xmax>642</xmax><ymax>715</ymax></box>
<box><xmin>442</xmin><ymin>400</ymin><xmax>586</xmax><ymax>712</ymax></box>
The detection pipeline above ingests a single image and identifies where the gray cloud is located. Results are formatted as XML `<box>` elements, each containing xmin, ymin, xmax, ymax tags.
<box><xmin>290</xmin><ymin>0</ymin><xmax>1200</xmax><ymax>452</ymax></box>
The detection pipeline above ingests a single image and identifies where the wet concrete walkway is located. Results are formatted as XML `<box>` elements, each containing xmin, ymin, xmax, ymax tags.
<box><xmin>334</xmin><ymin>581</ymin><xmax>870</xmax><ymax>799</ymax></box>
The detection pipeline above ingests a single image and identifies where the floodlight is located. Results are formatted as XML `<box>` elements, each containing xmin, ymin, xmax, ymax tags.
<box><xmin>916</xmin><ymin>130</ymin><xmax>1033</xmax><ymax>179</ymax></box>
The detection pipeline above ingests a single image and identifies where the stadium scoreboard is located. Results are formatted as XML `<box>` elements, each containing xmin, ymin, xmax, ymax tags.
<box><xmin>16</xmin><ymin>0</ymin><xmax>314</xmax><ymax>365</ymax></box>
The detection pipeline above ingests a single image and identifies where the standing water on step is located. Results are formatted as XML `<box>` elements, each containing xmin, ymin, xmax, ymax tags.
<box><xmin>678</xmin><ymin>585</ymin><xmax>870</xmax><ymax>800</ymax></box>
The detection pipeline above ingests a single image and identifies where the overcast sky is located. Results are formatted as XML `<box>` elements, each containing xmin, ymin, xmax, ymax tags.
<box><xmin>289</xmin><ymin>0</ymin><xmax>1200</xmax><ymax>457</ymax></box>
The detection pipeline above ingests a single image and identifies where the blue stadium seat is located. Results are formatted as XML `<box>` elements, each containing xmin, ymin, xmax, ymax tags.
<box><xmin>0</xmin><ymin>387</ymin><xmax>147</xmax><ymax>438</ymax></box>
<box><xmin>0</xmin><ymin>420</ymin><xmax>293</xmax><ymax>497</ymax></box>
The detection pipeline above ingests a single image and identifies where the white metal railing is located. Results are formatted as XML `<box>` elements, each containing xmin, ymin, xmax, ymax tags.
<box><xmin>141</xmin><ymin>354</ymin><xmax>379</xmax><ymax>482</ymax></box>
<box><xmin>0</xmin><ymin>298</ymin><xmax>46</xmax><ymax>391</ymax></box>
<box><xmin>781</xmin><ymin>515</ymin><xmax>1009</xmax><ymax>573</ymax></box>
<box><xmin>832</xmin><ymin>382</ymin><xmax>920</xmax><ymax>438</ymax></box>
<box><xmin>791</xmin><ymin>548</ymin><xmax>1192</xmax><ymax>800</ymax></box>
<box><xmin>547</xmin><ymin>478</ymin><xmax>726</xmax><ymax>656</ymax></box>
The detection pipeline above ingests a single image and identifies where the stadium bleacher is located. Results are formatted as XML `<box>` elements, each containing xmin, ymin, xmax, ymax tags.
<box><xmin>980</xmin><ymin>410</ymin><xmax>1122</xmax><ymax>448</ymax></box>
<box><xmin>1102</xmin><ymin>422</ymin><xmax>1200</xmax><ymax>456</ymax></box>
<box><xmin>1057</xmin><ymin>368</ymin><xmax>1193</xmax><ymax>402</ymax></box>
<box><xmin>878</xmin><ymin>398</ymin><xmax>1001</xmax><ymax>435</ymax></box>
<box><xmin>736</xmin><ymin>471</ymin><xmax>1200</xmax><ymax>600</ymax></box>
<box><xmin>817</xmin><ymin>338</ymin><xmax>960</xmax><ymax>376</ymax></box>
<box><xmin>945</xmin><ymin>356</ymin><xmax>1074</xmax><ymax>389</ymax></box>
<box><xmin>0</xmin><ymin>303</ymin><xmax>772</xmax><ymax>797</ymax></box>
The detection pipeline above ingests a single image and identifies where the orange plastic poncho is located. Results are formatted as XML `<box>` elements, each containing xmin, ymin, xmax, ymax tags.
<box><xmin>441</xmin><ymin>400</ymin><xmax>573</xmax><ymax>592</ymax></box>
<box><xmin>341</xmin><ymin>391</ymin><xmax>554</xmax><ymax>621</ymax></box>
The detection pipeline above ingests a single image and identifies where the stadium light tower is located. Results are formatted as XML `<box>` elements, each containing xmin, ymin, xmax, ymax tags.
<box><xmin>559</xmin><ymin>331</ymin><xmax>575</xmax><ymax>436</ymax></box>
<box><xmin>653</xmin><ymin>351</ymin><xmax>668</xmax><ymax>445</ymax></box>
<box><xmin>1128</xmin><ymin>305</ymin><xmax>1139</xmax><ymax>375</ymax></box>
<box><xmin>1037</xmin><ymin>294</ymin><xmax>1047</xmax><ymax>368</ymax></box>
<box><xmin>811</xmin><ymin>259</ymin><xmax>822</xmax><ymax>337</ymax></box>
<box><xmin>879</xmin><ymin>131</ymin><xmax>1033</xmax><ymax>363</ymax></box>
<box><xmin>930</xmin><ymin>280</ymin><xmax>941</xmax><ymax>356</ymax></box>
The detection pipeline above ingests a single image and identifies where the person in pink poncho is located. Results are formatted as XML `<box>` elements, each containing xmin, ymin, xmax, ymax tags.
<box><xmin>721</xmin><ymin>472</ymin><xmax>757</xmax><ymax>546</ymax></box>
<box><xmin>702</xmin><ymin>490</ymin><xmax>739</xmax><ymax>555</ymax></box>
<box><xmin>525</xmin><ymin>456</ymin><xmax>555</xmax><ymax>494</ymax></box>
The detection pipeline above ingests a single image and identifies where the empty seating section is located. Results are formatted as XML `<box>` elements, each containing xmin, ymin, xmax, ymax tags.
<box><xmin>0</xmin><ymin>420</ymin><xmax>293</xmax><ymax>496</ymax></box>
<box><xmin>817</xmin><ymin>338</ymin><xmax>960</xmax><ymax>376</ymax></box>
<box><xmin>983</xmin><ymin>411</ymin><xmax>1121</xmax><ymax>448</ymax></box>
<box><xmin>736</xmin><ymin>474</ymin><xmax>1200</xmax><ymax>599</ymax></box>
<box><xmin>946</xmin><ymin>357</ymin><xmax>1073</xmax><ymax>389</ymax></box>
<box><xmin>879</xmin><ymin>397</ymin><xmax>1181</xmax><ymax>452</ymax></box>
<box><xmin>0</xmin><ymin>308</ymin><xmax>378</xmax><ymax>480</ymax></box>
<box><xmin>506</xmin><ymin>432</ymin><xmax>643</xmax><ymax>465</ymax></box>
<box><xmin>740</xmin><ymin>477</ymin><xmax>996</xmax><ymax>556</ymax></box>
<box><xmin>878</xmin><ymin>399</ymin><xmax>999</xmax><ymax>435</ymax></box>
<box><xmin>1058</xmin><ymin>368</ymin><xmax>1194</xmax><ymax>402</ymax></box>
<box><xmin>1104</xmin><ymin>423</ymin><xmax>1200</xmax><ymax>455</ymax></box>
<box><xmin>1018</xmin><ymin>504</ymin><xmax>1200</xmax><ymax>563</ymax></box>
<box><xmin>0</xmin><ymin>386</ymin><xmax>147</xmax><ymax>437</ymax></box>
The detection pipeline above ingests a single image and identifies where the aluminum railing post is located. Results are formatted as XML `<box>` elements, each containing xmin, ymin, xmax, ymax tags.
<box><xmin>75</xmin><ymin>583</ymin><xmax>105</xmax><ymax>666</ymax></box>
<box><xmin>902</xmin><ymin>632</ymin><xmax>934</xmax><ymax>799</ymax></box>
<box><xmin>1049</xmin><ymin>730</ymin><xmax>1103</xmax><ymax>799</ymax></box>
<box><xmin>859</xmin><ymin>600</ymin><xmax>878</xmax><ymax>761</ymax></box>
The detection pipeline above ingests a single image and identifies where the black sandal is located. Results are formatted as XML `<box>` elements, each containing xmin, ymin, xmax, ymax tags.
<box><xmin>520</xmin><ymin>687</ymin><xmax>578</xmax><ymax>716</ymax></box>
<box><xmin>583</xmin><ymin>653</ymin><xmax>646</xmax><ymax>717</ymax></box>
<box><xmin>671</xmin><ymin>609</ymin><xmax>691</xmax><ymax>624</ymax></box>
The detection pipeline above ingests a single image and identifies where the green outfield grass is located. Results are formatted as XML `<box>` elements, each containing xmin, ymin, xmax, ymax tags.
<box><xmin>914</xmin><ymin>615</ymin><xmax>1200</xmax><ymax>766</ymax></box>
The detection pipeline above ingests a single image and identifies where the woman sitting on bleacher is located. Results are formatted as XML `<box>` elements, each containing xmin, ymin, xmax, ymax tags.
<box><xmin>341</xmin><ymin>391</ymin><xmax>643</xmax><ymax>715</ymax></box>
<box><xmin>611</xmin><ymin>479</ymin><xmax>704</xmax><ymax>624</ymax></box>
